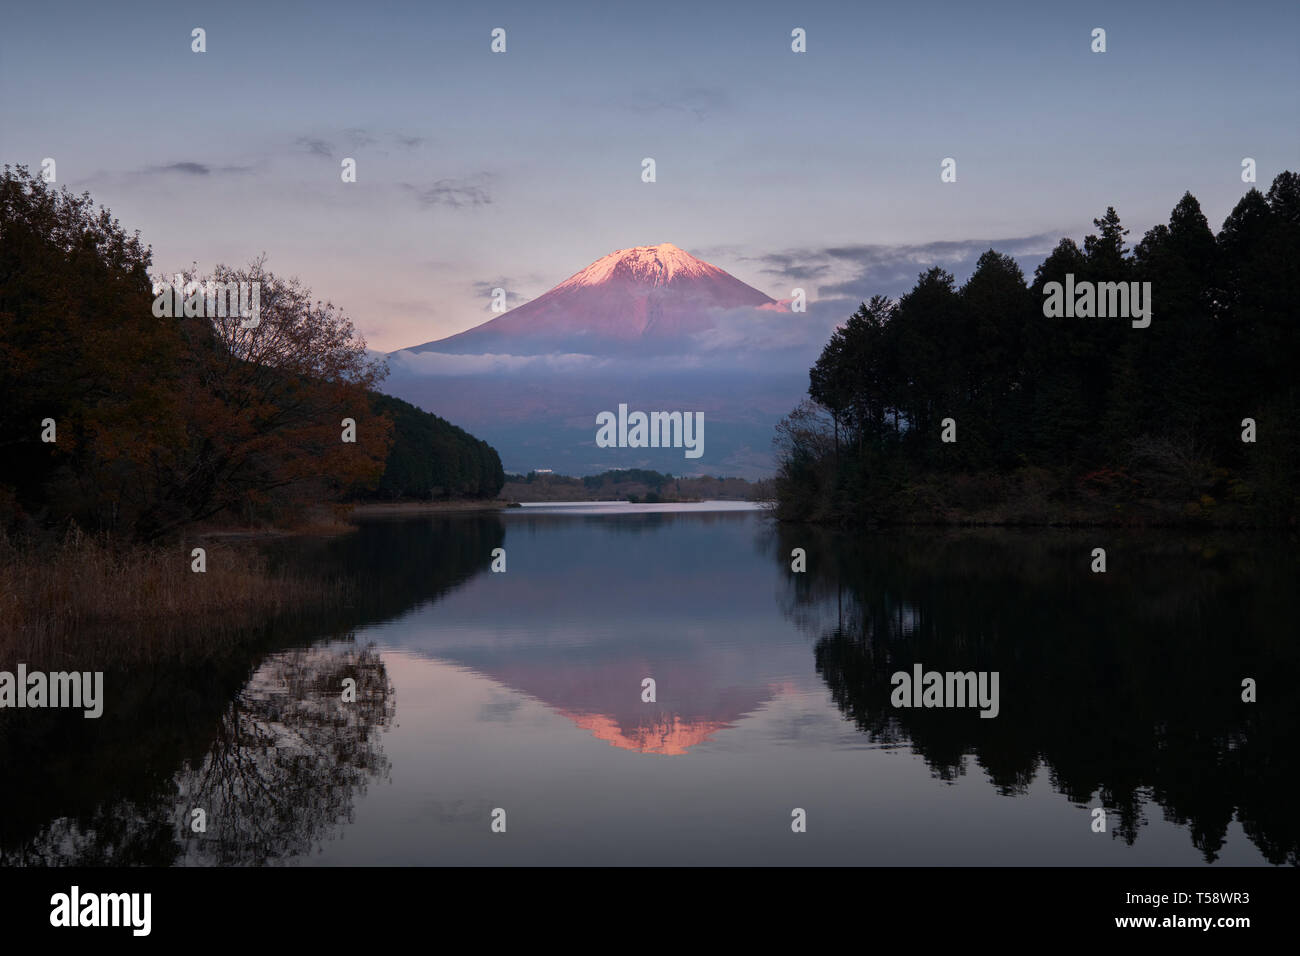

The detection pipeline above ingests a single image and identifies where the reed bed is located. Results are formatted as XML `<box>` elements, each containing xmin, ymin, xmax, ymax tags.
<box><xmin>0</xmin><ymin>527</ymin><xmax>350</xmax><ymax>668</ymax></box>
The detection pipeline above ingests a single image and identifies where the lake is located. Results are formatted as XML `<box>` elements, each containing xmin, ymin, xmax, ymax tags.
<box><xmin>2</xmin><ymin>502</ymin><xmax>1296</xmax><ymax>866</ymax></box>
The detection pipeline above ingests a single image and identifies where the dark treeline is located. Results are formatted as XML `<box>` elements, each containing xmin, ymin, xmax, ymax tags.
<box><xmin>506</xmin><ymin>468</ymin><xmax>687</xmax><ymax>489</ymax></box>
<box><xmin>502</xmin><ymin>468</ymin><xmax>768</xmax><ymax>502</ymax></box>
<box><xmin>776</xmin><ymin>172</ymin><xmax>1300</xmax><ymax>526</ymax></box>
<box><xmin>580</xmin><ymin>467</ymin><xmax>674</xmax><ymax>491</ymax></box>
<box><xmin>358</xmin><ymin>393</ymin><xmax>503</xmax><ymax>501</ymax></box>
<box><xmin>0</xmin><ymin>165</ymin><xmax>501</xmax><ymax>540</ymax></box>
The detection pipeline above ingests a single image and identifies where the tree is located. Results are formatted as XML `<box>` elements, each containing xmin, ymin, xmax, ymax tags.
<box><xmin>776</xmin><ymin>174</ymin><xmax>1300</xmax><ymax>527</ymax></box>
<box><xmin>957</xmin><ymin>250</ymin><xmax>1033</xmax><ymax>466</ymax></box>
<box><xmin>146</xmin><ymin>259</ymin><xmax>393</xmax><ymax>535</ymax></box>
<box><xmin>0</xmin><ymin>166</ymin><xmax>402</xmax><ymax>537</ymax></box>
<box><xmin>0</xmin><ymin>165</ymin><xmax>187</xmax><ymax>535</ymax></box>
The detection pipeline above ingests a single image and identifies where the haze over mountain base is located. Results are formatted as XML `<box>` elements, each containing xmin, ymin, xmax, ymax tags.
<box><xmin>383</xmin><ymin>363</ymin><xmax>804</xmax><ymax>478</ymax></box>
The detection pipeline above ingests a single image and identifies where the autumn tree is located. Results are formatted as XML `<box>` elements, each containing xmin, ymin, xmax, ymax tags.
<box><xmin>1</xmin><ymin>166</ymin><xmax>402</xmax><ymax>538</ymax></box>
<box><xmin>148</xmin><ymin>259</ymin><xmax>393</xmax><ymax>536</ymax></box>
<box><xmin>0</xmin><ymin>164</ymin><xmax>187</xmax><ymax>535</ymax></box>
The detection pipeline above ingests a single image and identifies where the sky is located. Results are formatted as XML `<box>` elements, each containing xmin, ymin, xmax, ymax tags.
<box><xmin>2</xmin><ymin>0</ymin><xmax>1296</xmax><ymax>352</ymax></box>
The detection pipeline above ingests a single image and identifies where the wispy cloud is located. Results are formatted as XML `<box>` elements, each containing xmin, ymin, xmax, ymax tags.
<box><xmin>153</xmin><ymin>161</ymin><xmax>211</xmax><ymax>176</ymax></box>
<box><xmin>402</xmin><ymin>177</ymin><xmax>492</xmax><ymax>209</ymax></box>
<box><xmin>342</xmin><ymin>127</ymin><xmax>375</xmax><ymax>148</ymax></box>
<box><xmin>133</xmin><ymin>161</ymin><xmax>254</xmax><ymax>177</ymax></box>
<box><xmin>294</xmin><ymin>129</ymin><xmax>425</xmax><ymax>158</ymax></box>
<box><xmin>740</xmin><ymin>233</ymin><xmax>1062</xmax><ymax>302</ymax></box>
<box><xmin>751</xmin><ymin>251</ymin><xmax>835</xmax><ymax>280</ymax></box>
<box><xmin>470</xmin><ymin>278</ymin><xmax>532</xmax><ymax>311</ymax></box>
<box><xmin>621</xmin><ymin>85</ymin><xmax>730</xmax><ymax>121</ymax></box>
<box><xmin>391</xmin><ymin>350</ymin><xmax>608</xmax><ymax>376</ymax></box>
<box><xmin>686</xmin><ymin>304</ymin><xmax>839</xmax><ymax>355</ymax></box>
<box><xmin>295</xmin><ymin>136</ymin><xmax>334</xmax><ymax>158</ymax></box>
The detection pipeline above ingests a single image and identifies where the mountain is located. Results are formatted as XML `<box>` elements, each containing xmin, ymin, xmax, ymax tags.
<box><xmin>406</xmin><ymin>243</ymin><xmax>779</xmax><ymax>355</ymax></box>
<box><xmin>384</xmin><ymin>243</ymin><xmax>811</xmax><ymax>478</ymax></box>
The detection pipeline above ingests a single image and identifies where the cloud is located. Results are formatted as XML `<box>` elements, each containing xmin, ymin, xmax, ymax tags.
<box><xmin>294</xmin><ymin>129</ymin><xmax>428</xmax><ymax>157</ymax></box>
<box><xmin>685</xmin><ymin>303</ymin><xmax>841</xmax><ymax>358</ymax></box>
<box><xmin>622</xmin><ymin>85</ymin><xmax>730</xmax><ymax>121</ymax></box>
<box><xmin>343</xmin><ymin>127</ymin><xmax>376</xmax><ymax>148</ymax></box>
<box><xmin>752</xmin><ymin>251</ymin><xmax>835</xmax><ymax>280</ymax></box>
<box><xmin>388</xmin><ymin>301</ymin><xmax>839</xmax><ymax>380</ymax></box>
<box><xmin>296</xmin><ymin>136</ymin><xmax>334</xmax><ymax>158</ymax></box>
<box><xmin>390</xmin><ymin>350</ymin><xmax>608</xmax><ymax>376</ymax></box>
<box><xmin>741</xmin><ymin>233</ymin><xmax>1062</xmax><ymax>304</ymax></box>
<box><xmin>153</xmin><ymin>161</ymin><xmax>211</xmax><ymax>176</ymax></box>
<box><xmin>386</xmin><ymin>233</ymin><xmax>1070</xmax><ymax>381</ymax></box>
<box><xmin>128</xmin><ymin>161</ymin><xmax>255</xmax><ymax>178</ymax></box>
<box><xmin>402</xmin><ymin>177</ymin><xmax>492</xmax><ymax>209</ymax></box>
<box><xmin>470</xmin><ymin>278</ymin><xmax>532</xmax><ymax>311</ymax></box>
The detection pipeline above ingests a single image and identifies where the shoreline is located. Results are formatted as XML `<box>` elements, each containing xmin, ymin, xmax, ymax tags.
<box><xmin>190</xmin><ymin>500</ymin><xmax>515</xmax><ymax>541</ymax></box>
<box><xmin>347</xmin><ymin>499</ymin><xmax>515</xmax><ymax>517</ymax></box>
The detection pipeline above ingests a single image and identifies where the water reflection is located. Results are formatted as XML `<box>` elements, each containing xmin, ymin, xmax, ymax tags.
<box><xmin>265</xmin><ymin>513</ymin><xmax>506</xmax><ymax>626</ymax></box>
<box><xmin>0</xmin><ymin>515</ymin><xmax>500</xmax><ymax>865</ymax></box>
<box><xmin>773</xmin><ymin>525</ymin><xmax>1300</xmax><ymax>864</ymax></box>
<box><xmin>172</xmin><ymin>642</ymin><xmax>394</xmax><ymax>864</ymax></box>
<box><xmin>4</xmin><ymin>509</ymin><xmax>1297</xmax><ymax>865</ymax></box>
<box><xmin>2</xmin><ymin>642</ymin><xmax>393</xmax><ymax>865</ymax></box>
<box><xmin>377</xmin><ymin>508</ymin><xmax>787</xmax><ymax>756</ymax></box>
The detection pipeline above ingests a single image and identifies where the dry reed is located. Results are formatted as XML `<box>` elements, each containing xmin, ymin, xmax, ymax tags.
<box><xmin>0</xmin><ymin>527</ymin><xmax>350</xmax><ymax>668</ymax></box>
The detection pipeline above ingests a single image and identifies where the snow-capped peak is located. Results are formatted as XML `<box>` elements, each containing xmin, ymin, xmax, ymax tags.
<box><xmin>555</xmin><ymin>243</ymin><xmax>722</xmax><ymax>290</ymax></box>
<box><xmin>402</xmin><ymin>241</ymin><xmax>776</xmax><ymax>355</ymax></box>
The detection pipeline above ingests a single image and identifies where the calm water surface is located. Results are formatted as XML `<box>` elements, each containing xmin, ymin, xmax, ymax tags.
<box><xmin>3</xmin><ymin>503</ymin><xmax>1296</xmax><ymax>866</ymax></box>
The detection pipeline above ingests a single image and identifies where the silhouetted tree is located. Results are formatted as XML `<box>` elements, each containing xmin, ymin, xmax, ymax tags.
<box><xmin>776</xmin><ymin>173</ymin><xmax>1300</xmax><ymax>527</ymax></box>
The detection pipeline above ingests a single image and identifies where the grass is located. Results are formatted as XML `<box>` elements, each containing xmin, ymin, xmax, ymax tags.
<box><xmin>0</xmin><ymin>526</ymin><xmax>352</xmax><ymax>668</ymax></box>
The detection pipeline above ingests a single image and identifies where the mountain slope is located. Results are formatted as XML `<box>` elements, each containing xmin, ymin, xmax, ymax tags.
<box><xmin>383</xmin><ymin>242</ymin><xmax>805</xmax><ymax>478</ymax></box>
<box><xmin>405</xmin><ymin>243</ymin><xmax>777</xmax><ymax>355</ymax></box>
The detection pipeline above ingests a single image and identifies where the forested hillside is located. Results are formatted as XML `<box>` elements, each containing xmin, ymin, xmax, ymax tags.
<box><xmin>0</xmin><ymin>165</ymin><xmax>501</xmax><ymax>538</ymax></box>
<box><xmin>361</xmin><ymin>393</ymin><xmax>503</xmax><ymax>500</ymax></box>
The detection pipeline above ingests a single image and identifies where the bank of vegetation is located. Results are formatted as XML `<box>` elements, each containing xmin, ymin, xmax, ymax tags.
<box><xmin>502</xmin><ymin>468</ymin><xmax>773</xmax><ymax>503</ymax></box>
<box><xmin>774</xmin><ymin>173</ymin><xmax>1300</xmax><ymax>527</ymax></box>
<box><xmin>0</xmin><ymin>165</ymin><xmax>502</xmax><ymax>654</ymax></box>
<box><xmin>0</xmin><ymin>527</ymin><xmax>353</xmax><ymax>667</ymax></box>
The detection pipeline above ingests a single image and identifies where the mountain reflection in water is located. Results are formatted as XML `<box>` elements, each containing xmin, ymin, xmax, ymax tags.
<box><xmin>1</xmin><ymin>507</ymin><xmax>1295</xmax><ymax>865</ymax></box>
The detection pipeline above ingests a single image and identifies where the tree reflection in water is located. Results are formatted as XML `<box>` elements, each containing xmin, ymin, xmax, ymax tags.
<box><xmin>769</xmin><ymin>524</ymin><xmax>1300</xmax><ymax>865</ymax></box>
<box><xmin>3</xmin><ymin>641</ymin><xmax>393</xmax><ymax>866</ymax></box>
